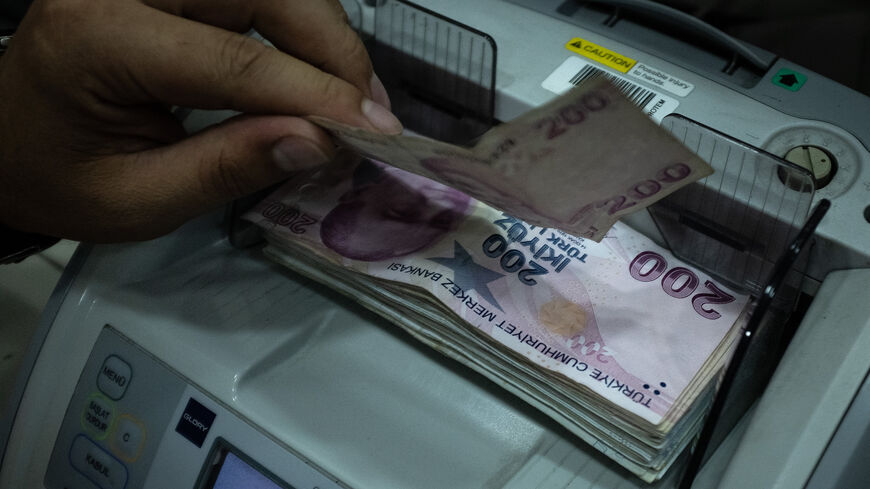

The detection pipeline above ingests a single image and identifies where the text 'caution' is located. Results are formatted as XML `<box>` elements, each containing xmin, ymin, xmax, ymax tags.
<box><xmin>565</xmin><ymin>37</ymin><xmax>636</xmax><ymax>73</ymax></box>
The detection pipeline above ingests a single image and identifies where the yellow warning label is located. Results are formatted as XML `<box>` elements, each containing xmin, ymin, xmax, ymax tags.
<box><xmin>565</xmin><ymin>37</ymin><xmax>636</xmax><ymax>73</ymax></box>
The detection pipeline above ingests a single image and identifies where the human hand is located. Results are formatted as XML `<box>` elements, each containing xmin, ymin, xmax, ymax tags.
<box><xmin>0</xmin><ymin>0</ymin><xmax>401</xmax><ymax>242</ymax></box>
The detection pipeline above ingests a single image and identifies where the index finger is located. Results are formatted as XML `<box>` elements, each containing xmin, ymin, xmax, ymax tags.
<box><xmin>142</xmin><ymin>0</ymin><xmax>380</xmax><ymax>103</ymax></box>
<box><xmin>93</xmin><ymin>3</ymin><xmax>401</xmax><ymax>133</ymax></box>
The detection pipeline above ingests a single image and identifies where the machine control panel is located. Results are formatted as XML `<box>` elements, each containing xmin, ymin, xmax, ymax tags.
<box><xmin>45</xmin><ymin>326</ymin><xmax>188</xmax><ymax>489</ymax></box>
<box><xmin>44</xmin><ymin>326</ymin><xmax>343</xmax><ymax>489</ymax></box>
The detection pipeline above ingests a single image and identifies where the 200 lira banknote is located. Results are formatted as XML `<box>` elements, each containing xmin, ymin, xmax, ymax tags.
<box><xmin>309</xmin><ymin>77</ymin><xmax>713</xmax><ymax>241</ymax></box>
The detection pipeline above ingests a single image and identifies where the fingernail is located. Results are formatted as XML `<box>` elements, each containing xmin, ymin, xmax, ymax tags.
<box><xmin>370</xmin><ymin>72</ymin><xmax>392</xmax><ymax>110</ymax></box>
<box><xmin>362</xmin><ymin>98</ymin><xmax>403</xmax><ymax>135</ymax></box>
<box><xmin>272</xmin><ymin>137</ymin><xmax>331</xmax><ymax>172</ymax></box>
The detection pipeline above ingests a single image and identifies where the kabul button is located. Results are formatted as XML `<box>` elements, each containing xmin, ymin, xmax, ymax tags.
<box><xmin>69</xmin><ymin>434</ymin><xmax>128</xmax><ymax>489</ymax></box>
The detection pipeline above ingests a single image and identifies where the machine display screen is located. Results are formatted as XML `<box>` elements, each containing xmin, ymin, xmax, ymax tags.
<box><xmin>205</xmin><ymin>450</ymin><xmax>290</xmax><ymax>489</ymax></box>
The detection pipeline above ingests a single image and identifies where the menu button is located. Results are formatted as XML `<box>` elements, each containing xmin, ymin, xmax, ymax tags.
<box><xmin>97</xmin><ymin>355</ymin><xmax>132</xmax><ymax>400</ymax></box>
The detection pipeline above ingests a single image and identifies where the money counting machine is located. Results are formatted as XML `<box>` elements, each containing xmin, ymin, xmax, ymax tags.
<box><xmin>2</xmin><ymin>1</ymin><xmax>869</xmax><ymax>488</ymax></box>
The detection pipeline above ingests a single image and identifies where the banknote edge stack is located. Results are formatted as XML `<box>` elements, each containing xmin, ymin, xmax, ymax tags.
<box><xmin>256</xmin><ymin>223</ymin><xmax>747</xmax><ymax>482</ymax></box>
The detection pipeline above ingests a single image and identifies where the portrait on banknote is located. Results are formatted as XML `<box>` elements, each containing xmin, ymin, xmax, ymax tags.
<box><xmin>320</xmin><ymin>159</ymin><xmax>472</xmax><ymax>261</ymax></box>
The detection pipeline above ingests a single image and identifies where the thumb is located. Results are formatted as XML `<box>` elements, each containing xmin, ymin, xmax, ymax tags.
<box><xmin>108</xmin><ymin>115</ymin><xmax>332</xmax><ymax>240</ymax></box>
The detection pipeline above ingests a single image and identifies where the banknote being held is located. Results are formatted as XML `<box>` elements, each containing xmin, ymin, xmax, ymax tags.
<box><xmin>244</xmin><ymin>151</ymin><xmax>748</xmax><ymax>480</ymax></box>
<box><xmin>309</xmin><ymin>76</ymin><xmax>714</xmax><ymax>241</ymax></box>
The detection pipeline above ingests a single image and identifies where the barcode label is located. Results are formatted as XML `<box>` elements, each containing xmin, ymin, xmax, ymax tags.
<box><xmin>542</xmin><ymin>57</ymin><xmax>679</xmax><ymax>123</ymax></box>
<box><xmin>568</xmin><ymin>64</ymin><xmax>657</xmax><ymax>109</ymax></box>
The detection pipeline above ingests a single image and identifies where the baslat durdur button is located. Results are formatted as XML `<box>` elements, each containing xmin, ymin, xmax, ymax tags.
<box><xmin>97</xmin><ymin>355</ymin><xmax>132</xmax><ymax>400</ymax></box>
<box><xmin>80</xmin><ymin>392</ymin><xmax>116</xmax><ymax>440</ymax></box>
<box><xmin>69</xmin><ymin>434</ymin><xmax>128</xmax><ymax>489</ymax></box>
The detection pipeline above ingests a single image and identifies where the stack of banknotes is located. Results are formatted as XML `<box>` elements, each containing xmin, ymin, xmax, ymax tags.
<box><xmin>244</xmin><ymin>78</ymin><xmax>749</xmax><ymax>481</ymax></box>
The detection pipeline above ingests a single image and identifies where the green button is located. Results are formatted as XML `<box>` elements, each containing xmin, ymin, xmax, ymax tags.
<box><xmin>81</xmin><ymin>392</ymin><xmax>116</xmax><ymax>440</ymax></box>
<box><xmin>772</xmin><ymin>68</ymin><xmax>807</xmax><ymax>91</ymax></box>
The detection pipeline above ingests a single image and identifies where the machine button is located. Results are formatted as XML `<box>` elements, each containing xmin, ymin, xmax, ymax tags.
<box><xmin>81</xmin><ymin>393</ymin><xmax>116</xmax><ymax>440</ymax></box>
<box><xmin>110</xmin><ymin>414</ymin><xmax>147</xmax><ymax>462</ymax></box>
<box><xmin>783</xmin><ymin>145</ymin><xmax>837</xmax><ymax>189</ymax></box>
<box><xmin>97</xmin><ymin>355</ymin><xmax>132</xmax><ymax>400</ymax></box>
<box><xmin>69</xmin><ymin>434</ymin><xmax>128</xmax><ymax>489</ymax></box>
<box><xmin>771</xmin><ymin>67</ymin><xmax>807</xmax><ymax>92</ymax></box>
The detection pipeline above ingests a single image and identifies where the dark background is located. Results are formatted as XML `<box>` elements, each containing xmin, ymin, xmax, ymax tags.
<box><xmin>2</xmin><ymin>0</ymin><xmax>868</xmax><ymax>96</ymax></box>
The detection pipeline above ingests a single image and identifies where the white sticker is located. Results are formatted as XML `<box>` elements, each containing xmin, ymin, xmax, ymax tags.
<box><xmin>626</xmin><ymin>63</ymin><xmax>694</xmax><ymax>97</ymax></box>
<box><xmin>542</xmin><ymin>57</ymin><xmax>679</xmax><ymax>123</ymax></box>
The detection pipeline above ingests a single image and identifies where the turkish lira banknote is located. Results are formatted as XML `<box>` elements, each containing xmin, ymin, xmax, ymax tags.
<box><xmin>309</xmin><ymin>77</ymin><xmax>713</xmax><ymax>241</ymax></box>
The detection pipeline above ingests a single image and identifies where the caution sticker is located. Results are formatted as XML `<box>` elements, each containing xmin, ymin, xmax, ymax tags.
<box><xmin>565</xmin><ymin>37</ymin><xmax>636</xmax><ymax>73</ymax></box>
<box><xmin>627</xmin><ymin>63</ymin><xmax>694</xmax><ymax>97</ymax></box>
